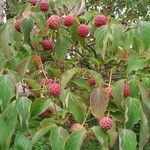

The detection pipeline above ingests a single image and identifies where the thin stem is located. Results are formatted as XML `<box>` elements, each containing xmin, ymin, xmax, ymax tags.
<box><xmin>82</xmin><ymin>107</ymin><xmax>91</xmax><ymax>126</ymax></box>
<box><xmin>52</xmin><ymin>97</ymin><xmax>59</xmax><ymax>122</ymax></box>
<box><xmin>108</xmin><ymin>70</ymin><xmax>112</xmax><ymax>87</ymax></box>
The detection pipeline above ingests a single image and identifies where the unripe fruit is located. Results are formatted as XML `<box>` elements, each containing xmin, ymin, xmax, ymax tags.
<box><xmin>71</xmin><ymin>123</ymin><xmax>84</xmax><ymax>131</ymax></box>
<box><xmin>123</xmin><ymin>83</ymin><xmax>131</xmax><ymax>98</ymax></box>
<box><xmin>15</xmin><ymin>20</ymin><xmax>22</xmax><ymax>32</ymax></box>
<box><xmin>104</xmin><ymin>86</ymin><xmax>112</xmax><ymax>98</ymax></box>
<box><xmin>88</xmin><ymin>78</ymin><xmax>95</xmax><ymax>86</ymax></box>
<box><xmin>47</xmin><ymin>15</ymin><xmax>61</xmax><ymax>29</ymax></box>
<box><xmin>64</xmin><ymin>15</ymin><xmax>75</xmax><ymax>26</ymax></box>
<box><xmin>41</xmin><ymin>39</ymin><xmax>54</xmax><ymax>50</ymax></box>
<box><xmin>77</xmin><ymin>24</ymin><xmax>89</xmax><ymax>37</ymax></box>
<box><xmin>99</xmin><ymin>116</ymin><xmax>113</xmax><ymax>131</ymax></box>
<box><xmin>40</xmin><ymin>0</ymin><xmax>49</xmax><ymax>11</ymax></box>
<box><xmin>94</xmin><ymin>15</ymin><xmax>108</xmax><ymax>27</ymax></box>
<box><xmin>49</xmin><ymin>83</ymin><xmax>61</xmax><ymax>97</ymax></box>
<box><xmin>42</xmin><ymin>78</ymin><xmax>54</xmax><ymax>85</ymax></box>
<box><xmin>29</xmin><ymin>0</ymin><xmax>37</xmax><ymax>6</ymax></box>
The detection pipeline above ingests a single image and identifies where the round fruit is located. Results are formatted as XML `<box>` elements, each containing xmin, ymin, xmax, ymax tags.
<box><xmin>40</xmin><ymin>0</ymin><xmax>49</xmax><ymax>11</ymax></box>
<box><xmin>77</xmin><ymin>24</ymin><xmax>89</xmax><ymax>37</ymax></box>
<box><xmin>99</xmin><ymin>116</ymin><xmax>113</xmax><ymax>131</ymax></box>
<box><xmin>47</xmin><ymin>15</ymin><xmax>61</xmax><ymax>29</ymax></box>
<box><xmin>29</xmin><ymin>0</ymin><xmax>37</xmax><ymax>6</ymax></box>
<box><xmin>15</xmin><ymin>20</ymin><xmax>21</xmax><ymax>32</ymax></box>
<box><xmin>49</xmin><ymin>83</ymin><xmax>61</xmax><ymax>97</ymax></box>
<box><xmin>104</xmin><ymin>86</ymin><xmax>112</xmax><ymax>98</ymax></box>
<box><xmin>88</xmin><ymin>78</ymin><xmax>95</xmax><ymax>86</ymax></box>
<box><xmin>64</xmin><ymin>15</ymin><xmax>75</xmax><ymax>26</ymax></box>
<box><xmin>42</xmin><ymin>78</ymin><xmax>54</xmax><ymax>85</ymax></box>
<box><xmin>123</xmin><ymin>83</ymin><xmax>131</xmax><ymax>98</ymax></box>
<box><xmin>94</xmin><ymin>15</ymin><xmax>108</xmax><ymax>27</ymax></box>
<box><xmin>71</xmin><ymin>123</ymin><xmax>84</xmax><ymax>131</ymax></box>
<box><xmin>41</xmin><ymin>39</ymin><xmax>54</xmax><ymax>50</ymax></box>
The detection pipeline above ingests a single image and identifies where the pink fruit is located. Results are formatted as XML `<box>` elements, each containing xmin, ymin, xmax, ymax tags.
<box><xmin>77</xmin><ymin>24</ymin><xmax>89</xmax><ymax>37</ymax></box>
<box><xmin>71</xmin><ymin>123</ymin><xmax>84</xmax><ymax>131</ymax></box>
<box><xmin>41</xmin><ymin>39</ymin><xmax>54</xmax><ymax>50</ymax></box>
<box><xmin>49</xmin><ymin>83</ymin><xmax>61</xmax><ymax>97</ymax></box>
<box><xmin>64</xmin><ymin>15</ymin><xmax>75</xmax><ymax>26</ymax></box>
<box><xmin>123</xmin><ymin>83</ymin><xmax>131</xmax><ymax>98</ymax></box>
<box><xmin>88</xmin><ymin>78</ymin><xmax>95</xmax><ymax>86</ymax></box>
<box><xmin>15</xmin><ymin>20</ymin><xmax>22</xmax><ymax>32</ymax></box>
<box><xmin>42</xmin><ymin>78</ymin><xmax>54</xmax><ymax>85</ymax></box>
<box><xmin>104</xmin><ymin>86</ymin><xmax>112</xmax><ymax>98</ymax></box>
<box><xmin>99</xmin><ymin>116</ymin><xmax>112</xmax><ymax>131</ymax></box>
<box><xmin>29</xmin><ymin>0</ymin><xmax>37</xmax><ymax>6</ymax></box>
<box><xmin>47</xmin><ymin>15</ymin><xmax>61</xmax><ymax>29</ymax></box>
<box><xmin>40</xmin><ymin>0</ymin><xmax>49</xmax><ymax>11</ymax></box>
<box><xmin>94</xmin><ymin>15</ymin><xmax>108</xmax><ymax>27</ymax></box>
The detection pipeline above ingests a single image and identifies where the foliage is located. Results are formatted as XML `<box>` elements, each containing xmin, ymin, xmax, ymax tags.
<box><xmin>0</xmin><ymin>0</ymin><xmax>150</xmax><ymax>150</ymax></box>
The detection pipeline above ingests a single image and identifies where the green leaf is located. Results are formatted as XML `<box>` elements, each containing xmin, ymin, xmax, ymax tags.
<box><xmin>91</xmin><ymin>126</ymin><xmax>109</xmax><ymax>150</ymax></box>
<box><xmin>65</xmin><ymin>129</ymin><xmax>86</xmax><ymax>150</ymax></box>
<box><xmin>32</xmin><ymin>124</ymin><xmax>56</xmax><ymax>145</ymax></box>
<box><xmin>68</xmin><ymin>93</ymin><xmax>87</xmax><ymax>123</ymax></box>
<box><xmin>30</xmin><ymin>98</ymin><xmax>51</xmax><ymax>118</ymax></box>
<box><xmin>21</xmin><ymin>17</ymin><xmax>33</xmax><ymax>44</ymax></box>
<box><xmin>119</xmin><ymin>129</ymin><xmax>137</xmax><ymax>150</ymax></box>
<box><xmin>55</xmin><ymin>36</ymin><xmax>71</xmax><ymax>60</ymax></box>
<box><xmin>0</xmin><ymin>75</ymin><xmax>15</xmax><ymax>110</ymax></box>
<box><xmin>70</xmin><ymin>19</ymin><xmax>79</xmax><ymax>42</ymax></box>
<box><xmin>15</xmin><ymin>132</ymin><xmax>32</xmax><ymax>150</ymax></box>
<box><xmin>25</xmin><ymin>78</ymin><xmax>41</xmax><ymax>90</ymax></box>
<box><xmin>16</xmin><ymin>97</ymin><xmax>32</xmax><ymax>130</ymax></box>
<box><xmin>112</xmin><ymin>79</ymin><xmax>125</xmax><ymax>108</ymax></box>
<box><xmin>125</xmin><ymin>98</ymin><xmax>142</xmax><ymax>129</ymax></box>
<box><xmin>61</xmin><ymin>68</ymin><xmax>82</xmax><ymax>90</ymax></box>
<box><xmin>50</xmin><ymin>126</ymin><xmax>69</xmax><ymax>150</ymax></box>
<box><xmin>0</xmin><ymin>101</ymin><xmax>17</xmax><ymax>149</ymax></box>
<box><xmin>139</xmin><ymin>112</ymin><xmax>150</xmax><ymax>150</ymax></box>
<box><xmin>17</xmin><ymin>56</ymin><xmax>31</xmax><ymax>80</ymax></box>
<box><xmin>90</xmin><ymin>87</ymin><xmax>109</xmax><ymax>119</ymax></box>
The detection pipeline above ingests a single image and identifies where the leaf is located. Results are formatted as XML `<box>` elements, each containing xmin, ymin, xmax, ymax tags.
<box><xmin>25</xmin><ymin>78</ymin><xmax>41</xmax><ymax>90</ymax></box>
<box><xmin>55</xmin><ymin>36</ymin><xmax>71</xmax><ymax>60</ymax></box>
<box><xmin>17</xmin><ymin>56</ymin><xmax>31</xmax><ymax>80</ymax></box>
<box><xmin>15</xmin><ymin>132</ymin><xmax>32</xmax><ymax>150</ymax></box>
<box><xmin>68</xmin><ymin>93</ymin><xmax>87</xmax><ymax>123</ymax></box>
<box><xmin>50</xmin><ymin>126</ymin><xmax>69</xmax><ymax>150</ymax></box>
<box><xmin>0</xmin><ymin>101</ymin><xmax>18</xmax><ymax>149</ymax></box>
<box><xmin>91</xmin><ymin>126</ymin><xmax>109</xmax><ymax>150</ymax></box>
<box><xmin>137</xmin><ymin>81</ymin><xmax>150</xmax><ymax>109</ymax></box>
<box><xmin>112</xmin><ymin>79</ymin><xmax>125</xmax><ymax>108</ymax></box>
<box><xmin>127</xmin><ymin>57</ymin><xmax>145</xmax><ymax>74</ymax></box>
<box><xmin>32</xmin><ymin>124</ymin><xmax>56</xmax><ymax>145</ymax></box>
<box><xmin>70</xmin><ymin>19</ymin><xmax>79</xmax><ymax>42</ymax></box>
<box><xmin>139</xmin><ymin>112</ymin><xmax>150</xmax><ymax>150</ymax></box>
<box><xmin>65</xmin><ymin>129</ymin><xmax>86</xmax><ymax>150</ymax></box>
<box><xmin>21</xmin><ymin>17</ymin><xmax>33</xmax><ymax>44</ymax></box>
<box><xmin>16</xmin><ymin>97</ymin><xmax>32</xmax><ymax>130</ymax></box>
<box><xmin>90</xmin><ymin>87</ymin><xmax>109</xmax><ymax>119</ymax></box>
<box><xmin>61</xmin><ymin>68</ymin><xmax>82</xmax><ymax>90</ymax></box>
<box><xmin>119</xmin><ymin>129</ymin><xmax>137</xmax><ymax>150</ymax></box>
<box><xmin>30</xmin><ymin>98</ymin><xmax>51</xmax><ymax>118</ymax></box>
<box><xmin>125</xmin><ymin>98</ymin><xmax>142</xmax><ymax>129</ymax></box>
<box><xmin>0</xmin><ymin>75</ymin><xmax>15</xmax><ymax>110</ymax></box>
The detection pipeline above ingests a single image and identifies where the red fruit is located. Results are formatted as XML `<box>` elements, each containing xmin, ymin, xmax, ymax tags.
<box><xmin>47</xmin><ymin>15</ymin><xmax>61</xmax><ymax>29</ymax></box>
<box><xmin>94</xmin><ymin>15</ymin><xmax>108</xmax><ymax>27</ymax></box>
<box><xmin>71</xmin><ymin>123</ymin><xmax>84</xmax><ymax>131</ymax></box>
<box><xmin>99</xmin><ymin>116</ymin><xmax>113</xmax><ymax>131</ymax></box>
<box><xmin>77</xmin><ymin>24</ymin><xmax>89</xmax><ymax>37</ymax></box>
<box><xmin>64</xmin><ymin>15</ymin><xmax>75</xmax><ymax>26</ymax></box>
<box><xmin>15</xmin><ymin>20</ymin><xmax>21</xmax><ymax>32</ymax></box>
<box><xmin>40</xmin><ymin>0</ymin><xmax>49</xmax><ymax>11</ymax></box>
<box><xmin>88</xmin><ymin>78</ymin><xmax>95</xmax><ymax>86</ymax></box>
<box><xmin>104</xmin><ymin>86</ymin><xmax>112</xmax><ymax>98</ymax></box>
<box><xmin>41</xmin><ymin>39</ymin><xmax>54</xmax><ymax>50</ymax></box>
<box><xmin>29</xmin><ymin>0</ymin><xmax>37</xmax><ymax>6</ymax></box>
<box><xmin>42</xmin><ymin>78</ymin><xmax>54</xmax><ymax>85</ymax></box>
<box><xmin>49</xmin><ymin>83</ymin><xmax>61</xmax><ymax>97</ymax></box>
<box><xmin>123</xmin><ymin>83</ymin><xmax>131</xmax><ymax>98</ymax></box>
